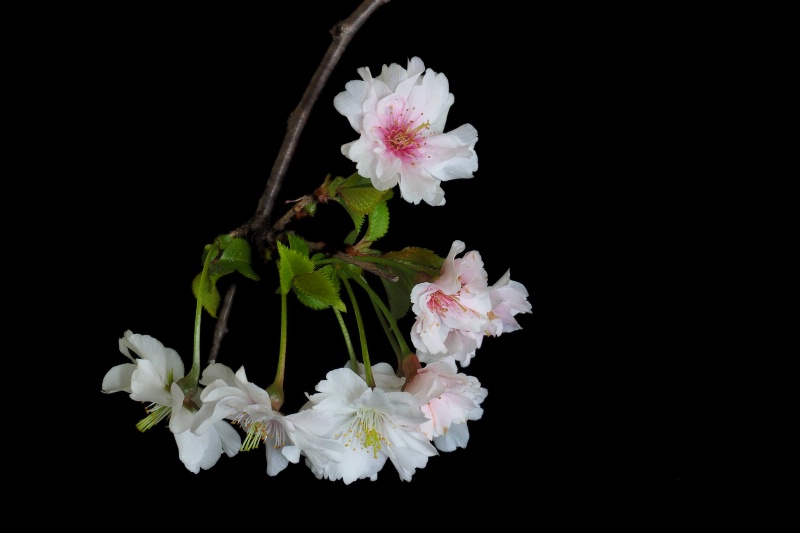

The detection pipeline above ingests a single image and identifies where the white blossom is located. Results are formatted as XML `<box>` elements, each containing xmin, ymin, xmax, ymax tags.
<box><xmin>302</xmin><ymin>365</ymin><xmax>437</xmax><ymax>484</ymax></box>
<box><xmin>102</xmin><ymin>330</ymin><xmax>240</xmax><ymax>474</ymax></box>
<box><xmin>334</xmin><ymin>56</ymin><xmax>478</xmax><ymax>206</ymax></box>
<box><xmin>194</xmin><ymin>363</ymin><xmax>344</xmax><ymax>477</ymax></box>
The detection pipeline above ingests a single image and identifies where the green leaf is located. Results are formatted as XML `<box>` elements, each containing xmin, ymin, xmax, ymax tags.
<box><xmin>192</xmin><ymin>236</ymin><xmax>261</xmax><ymax>317</ymax></box>
<box><xmin>319</xmin><ymin>174</ymin><xmax>346</xmax><ymax>198</ymax></box>
<box><xmin>380</xmin><ymin>274</ymin><xmax>412</xmax><ymax>319</ymax></box>
<box><xmin>363</xmin><ymin>200</ymin><xmax>390</xmax><ymax>244</ymax></box>
<box><xmin>331</xmin><ymin>173</ymin><xmax>393</xmax><ymax>237</ymax></box>
<box><xmin>276</xmin><ymin>241</ymin><xmax>314</xmax><ymax>295</ymax></box>
<box><xmin>293</xmin><ymin>266</ymin><xmax>346</xmax><ymax>312</ymax></box>
<box><xmin>216</xmin><ymin>235</ymin><xmax>260</xmax><ymax>281</ymax></box>
<box><xmin>286</xmin><ymin>232</ymin><xmax>309</xmax><ymax>258</ymax></box>
<box><xmin>336</xmin><ymin>261</ymin><xmax>364</xmax><ymax>280</ymax></box>
<box><xmin>343</xmin><ymin>228</ymin><xmax>359</xmax><ymax>246</ymax></box>
<box><xmin>277</xmin><ymin>251</ymin><xmax>294</xmax><ymax>295</ymax></box>
<box><xmin>338</xmin><ymin>186</ymin><xmax>390</xmax><ymax>217</ymax></box>
<box><xmin>192</xmin><ymin>272</ymin><xmax>222</xmax><ymax>317</ymax></box>
<box><xmin>382</xmin><ymin>247</ymin><xmax>444</xmax><ymax>271</ymax></box>
<box><xmin>338</xmin><ymin>203</ymin><xmax>366</xmax><ymax>237</ymax></box>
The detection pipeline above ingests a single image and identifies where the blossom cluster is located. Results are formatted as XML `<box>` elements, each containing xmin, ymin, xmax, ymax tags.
<box><xmin>102</xmin><ymin>57</ymin><xmax>531</xmax><ymax>482</ymax></box>
<box><xmin>103</xmin><ymin>239</ymin><xmax>529</xmax><ymax>482</ymax></box>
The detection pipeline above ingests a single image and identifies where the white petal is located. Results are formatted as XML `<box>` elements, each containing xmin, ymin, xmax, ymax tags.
<box><xmin>168</xmin><ymin>384</ymin><xmax>193</xmax><ymax>434</ymax></box>
<box><xmin>174</xmin><ymin>428</ymin><xmax>221</xmax><ymax>474</ymax></box>
<box><xmin>126</xmin><ymin>333</ymin><xmax>185</xmax><ymax>381</ymax></box>
<box><xmin>130</xmin><ymin>360</ymin><xmax>172</xmax><ymax>405</ymax></box>
<box><xmin>433</xmin><ymin>421</ymin><xmax>470</xmax><ymax>452</ymax></box>
<box><xmin>265</xmin><ymin>445</ymin><xmax>290</xmax><ymax>476</ymax></box>
<box><xmin>214</xmin><ymin>419</ymin><xmax>241</xmax><ymax>457</ymax></box>
<box><xmin>199</xmin><ymin>362</ymin><xmax>237</xmax><ymax>386</ymax></box>
<box><xmin>396</xmin><ymin>169</ymin><xmax>439</xmax><ymax>206</ymax></box>
<box><xmin>101</xmin><ymin>363</ymin><xmax>135</xmax><ymax>394</ymax></box>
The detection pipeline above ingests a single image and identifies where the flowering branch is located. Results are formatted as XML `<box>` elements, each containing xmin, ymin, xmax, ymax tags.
<box><xmin>102</xmin><ymin>0</ymin><xmax>533</xmax><ymax>484</ymax></box>
<box><xmin>235</xmin><ymin>0</ymin><xmax>391</xmax><ymax>254</ymax></box>
<box><xmin>212</xmin><ymin>0</ymin><xmax>390</xmax><ymax>361</ymax></box>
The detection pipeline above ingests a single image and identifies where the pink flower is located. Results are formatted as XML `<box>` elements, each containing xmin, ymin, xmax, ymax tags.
<box><xmin>410</xmin><ymin>240</ymin><xmax>531</xmax><ymax>366</ymax></box>
<box><xmin>410</xmin><ymin>240</ymin><xmax>492</xmax><ymax>366</ymax></box>
<box><xmin>403</xmin><ymin>358</ymin><xmax>487</xmax><ymax>451</ymax></box>
<box><xmin>334</xmin><ymin>57</ymin><xmax>478</xmax><ymax>206</ymax></box>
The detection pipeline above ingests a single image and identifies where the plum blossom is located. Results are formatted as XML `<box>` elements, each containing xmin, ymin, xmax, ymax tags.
<box><xmin>334</xmin><ymin>56</ymin><xmax>478</xmax><ymax>206</ymax></box>
<box><xmin>410</xmin><ymin>240</ymin><xmax>531</xmax><ymax>366</ymax></box>
<box><xmin>193</xmin><ymin>363</ymin><xmax>344</xmax><ymax>477</ymax></box>
<box><xmin>403</xmin><ymin>357</ymin><xmax>487</xmax><ymax>452</ymax></box>
<box><xmin>301</xmin><ymin>364</ymin><xmax>437</xmax><ymax>484</ymax></box>
<box><xmin>101</xmin><ymin>330</ymin><xmax>240</xmax><ymax>474</ymax></box>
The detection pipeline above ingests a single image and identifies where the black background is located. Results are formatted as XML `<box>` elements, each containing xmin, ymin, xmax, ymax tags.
<box><xmin>62</xmin><ymin>0</ymin><xmax>731</xmax><ymax>525</ymax></box>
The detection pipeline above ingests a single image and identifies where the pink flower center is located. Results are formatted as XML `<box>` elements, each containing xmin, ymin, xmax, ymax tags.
<box><xmin>428</xmin><ymin>290</ymin><xmax>461</xmax><ymax>315</ymax></box>
<box><xmin>380</xmin><ymin>104</ymin><xmax>430</xmax><ymax>160</ymax></box>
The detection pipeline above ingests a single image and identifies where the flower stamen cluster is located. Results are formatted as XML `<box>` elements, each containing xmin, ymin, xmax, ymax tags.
<box><xmin>381</xmin><ymin>104</ymin><xmax>431</xmax><ymax>157</ymax></box>
<box><xmin>135</xmin><ymin>404</ymin><xmax>171</xmax><ymax>432</ymax></box>
<box><xmin>350</xmin><ymin>409</ymin><xmax>388</xmax><ymax>458</ymax></box>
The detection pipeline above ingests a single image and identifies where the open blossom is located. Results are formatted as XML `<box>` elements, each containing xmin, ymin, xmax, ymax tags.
<box><xmin>403</xmin><ymin>357</ymin><xmax>487</xmax><ymax>452</ymax></box>
<box><xmin>301</xmin><ymin>364</ymin><xmax>437</xmax><ymax>484</ymax></box>
<box><xmin>193</xmin><ymin>363</ymin><xmax>344</xmax><ymax>477</ymax></box>
<box><xmin>101</xmin><ymin>330</ymin><xmax>240</xmax><ymax>474</ymax></box>
<box><xmin>334</xmin><ymin>56</ymin><xmax>478</xmax><ymax>206</ymax></box>
<box><xmin>410</xmin><ymin>240</ymin><xmax>492</xmax><ymax>366</ymax></box>
<box><xmin>410</xmin><ymin>240</ymin><xmax>531</xmax><ymax>366</ymax></box>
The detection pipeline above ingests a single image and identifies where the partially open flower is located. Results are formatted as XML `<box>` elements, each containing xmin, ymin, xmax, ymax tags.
<box><xmin>102</xmin><ymin>331</ymin><xmax>240</xmax><ymax>474</ymax></box>
<box><xmin>403</xmin><ymin>357</ymin><xmax>487</xmax><ymax>451</ymax></box>
<box><xmin>194</xmin><ymin>363</ymin><xmax>343</xmax><ymax>477</ymax></box>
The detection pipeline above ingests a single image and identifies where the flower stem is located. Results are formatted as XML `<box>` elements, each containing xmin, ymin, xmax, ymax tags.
<box><xmin>333</xmin><ymin>308</ymin><xmax>359</xmax><ymax>372</ymax></box>
<box><xmin>368</xmin><ymin>294</ymin><xmax>402</xmax><ymax>369</ymax></box>
<box><xmin>266</xmin><ymin>290</ymin><xmax>288</xmax><ymax>410</ymax></box>
<box><xmin>338</xmin><ymin>274</ymin><xmax>374</xmax><ymax>388</ymax></box>
<box><xmin>178</xmin><ymin>241</ymin><xmax>217</xmax><ymax>397</ymax></box>
<box><xmin>351</xmin><ymin>274</ymin><xmax>412</xmax><ymax>357</ymax></box>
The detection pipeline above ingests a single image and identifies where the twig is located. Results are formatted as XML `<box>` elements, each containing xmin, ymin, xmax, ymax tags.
<box><xmin>208</xmin><ymin>283</ymin><xmax>236</xmax><ymax>364</ymax></box>
<box><xmin>240</xmin><ymin>0</ymin><xmax>391</xmax><ymax>254</ymax></box>
<box><xmin>334</xmin><ymin>251</ymin><xmax>399</xmax><ymax>282</ymax></box>
<box><xmin>217</xmin><ymin>0</ymin><xmax>391</xmax><ymax>363</ymax></box>
<box><xmin>270</xmin><ymin>194</ymin><xmax>317</xmax><ymax>237</ymax></box>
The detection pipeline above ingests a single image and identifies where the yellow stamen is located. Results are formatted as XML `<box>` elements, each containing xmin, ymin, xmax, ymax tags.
<box><xmin>136</xmin><ymin>404</ymin><xmax>171</xmax><ymax>433</ymax></box>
